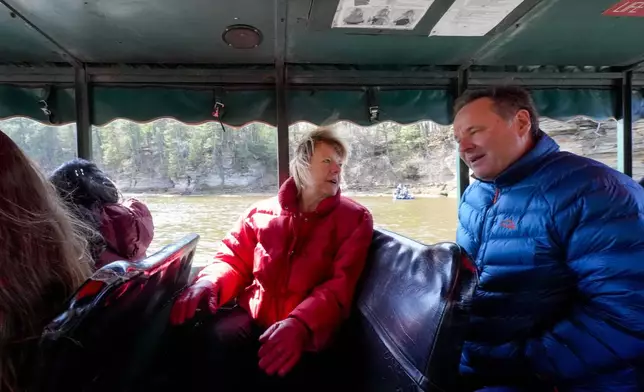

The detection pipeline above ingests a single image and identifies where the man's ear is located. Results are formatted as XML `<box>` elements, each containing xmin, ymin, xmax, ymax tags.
<box><xmin>515</xmin><ymin>109</ymin><xmax>532</xmax><ymax>137</ymax></box>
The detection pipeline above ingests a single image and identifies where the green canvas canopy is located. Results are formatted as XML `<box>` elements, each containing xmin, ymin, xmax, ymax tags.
<box><xmin>1</xmin><ymin>0</ymin><xmax>643</xmax><ymax>190</ymax></box>
<box><xmin>1</xmin><ymin>0</ymin><xmax>643</xmax><ymax>125</ymax></box>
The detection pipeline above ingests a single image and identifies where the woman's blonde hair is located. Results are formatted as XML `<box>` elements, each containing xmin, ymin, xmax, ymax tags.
<box><xmin>0</xmin><ymin>130</ymin><xmax>93</xmax><ymax>392</ymax></box>
<box><xmin>289</xmin><ymin>127</ymin><xmax>349</xmax><ymax>192</ymax></box>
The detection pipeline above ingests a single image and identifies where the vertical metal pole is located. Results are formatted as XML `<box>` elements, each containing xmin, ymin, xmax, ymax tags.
<box><xmin>275</xmin><ymin>68</ymin><xmax>289</xmax><ymax>187</ymax></box>
<box><xmin>75</xmin><ymin>65</ymin><xmax>92</xmax><ymax>160</ymax></box>
<box><xmin>275</xmin><ymin>0</ymin><xmax>289</xmax><ymax>187</ymax></box>
<box><xmin>456</xmin><ymin>68</ymin><xmax>470</xmax><ymax>199</ymax></box>
<box><xmin>618</xmin><ymin>71</ymin><xmax>633</xmax><ymax>177</ymax></box>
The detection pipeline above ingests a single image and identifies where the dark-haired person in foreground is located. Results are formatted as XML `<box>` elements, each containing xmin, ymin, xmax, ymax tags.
<box><xmin>50</xmin><ymin>159</ymin><xmax>154</xmax><ymax>269</ymax></box>
<box><xmin>454</xmin><ymin>86</ymin><xmax>644</xmax><ymax>391</ymax></box>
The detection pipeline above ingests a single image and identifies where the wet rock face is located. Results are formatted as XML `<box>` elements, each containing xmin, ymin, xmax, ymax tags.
<box><xmin>396</xmin><ymin>118</ymin><xmax>644</xmax><ymax>196</ymax></box>
<box><xmin>542</xmin><ymin>117</ymin><xmax>644</xmax><ymax>182</ymax></box>
<box><xmin>542</xmin><ymin>117</ymin><xmax>619</xmax><ymax>169</ymax></box>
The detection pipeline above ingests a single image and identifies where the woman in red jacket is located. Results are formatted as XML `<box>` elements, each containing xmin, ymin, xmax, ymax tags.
<box><xmin>49</xmin><ymin>159</ymin><xmax>154</xmax><ymax>269</ymax></box>
<box><xmin>170</xmin><ymin>127</ymin><xmax>374</xmax><ymax>389</ymax></box>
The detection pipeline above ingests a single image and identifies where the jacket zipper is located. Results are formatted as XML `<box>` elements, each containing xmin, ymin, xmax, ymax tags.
<box><xmin>476</xmin><ymin>187</ymin><xmax>500</xmax><ymax>274</ymax></box>
<box><xmin>276</xmin><ymin>213</ymin><xmax>298</xmax><ymax>319</ymax></box>
<box><xmin>287</xmin><ymin>213</ymin><xmax>300</xmax><ymax>277</ymax></box>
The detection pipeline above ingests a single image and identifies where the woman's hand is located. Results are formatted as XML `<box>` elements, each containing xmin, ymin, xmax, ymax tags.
<box><xmin>257</xmin><ymin>317</ymin><xmax>310</xmax><ymax>377</ymax></box>
<box><xmin>169</xmin><ymin>279</ymin><xmax>219</xmax><ymax>325</ymax></box>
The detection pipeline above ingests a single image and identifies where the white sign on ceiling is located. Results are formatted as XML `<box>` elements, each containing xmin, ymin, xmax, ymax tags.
<box><xmin>332</xmin><ymin>0</ymin><xmax>436</xmax><ymax>30</ymax></box>
<box><xmin>430</xmin><ymin>0</ymin><xmax>526</xmax><ymax>37</ymax></box>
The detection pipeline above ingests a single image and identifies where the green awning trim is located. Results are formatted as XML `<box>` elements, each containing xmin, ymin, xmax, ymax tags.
<box><xmin>531</xmin><ymin>89</ymin><xmax>618</xmax><ymax>121</ymax></box>
<box><xmin>92</xmin><ymin>87</ymin><xmax>276</xmax><ymax>126</ymax></box>
<box><xmin>288</xmin><ymin>89</ymin><xmax>454</xmax><ymax>126</ymax></box>
<box><xmin>0</xmin><ymin>85</ymin><xmax>76</xmax><ymax>124</ymax></box>
<box><xmin>0</xmin><ymin>85</ymin><xmax>642</xmax><ymax>126</ymax></box>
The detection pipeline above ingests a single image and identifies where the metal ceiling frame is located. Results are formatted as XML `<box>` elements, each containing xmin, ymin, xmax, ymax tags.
<box><xmin>75</xmin><ymin>66</ymin><xmax>91</xmax><ymax>159</ymax></box>
<box><xmin>616</xmin><ymin>48</ymin><xmax>644</xmax><ymax>73</ymax></box>
<box><xmin>1</xmin><ymin>64</ymin><xmax>642</xmax><ymax>88</ymax></box>
<box><xmin>0</xmin><ymin>0</ymin><xmax>80</xmax><ymax>67</ymax></box>
<box><xmin>0</xmin><ymin>0</ymin><xmax>92</xmax><ymax>158</ymax></box>
<box><xmin>458</xmin><ymin>0</ymin><xmax>553</xmax><ymax>72</ymax></box>
<box><xmin>619</xmin><ymin>71</ymin><xmax>634</xmax><ymax>177</ymax></box>
<box><xmin>455</xmin><ymin>68</ymin><xmax>470</xmax><ymax>199</ymax></box>
<box><xmin>275</xmin><ymin>0</ymin><xmax>289</xmax><ymax>187</ymax></box>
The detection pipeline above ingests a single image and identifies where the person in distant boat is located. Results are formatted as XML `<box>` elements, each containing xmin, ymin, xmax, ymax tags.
<box><xmin>394</xmin><ymin>183</ymin><xmax>402</xmax><ymax>198</ymax></box>
<box><xmin>50</xmin><ymin>159</ymin><xmax>154</xmax><ymax>269</ymax></box>
<box><xmin>0</xmin><ymin>130</ymin><xmax>92</xmax><ymax>392</ymax></box>
<box><xmin>454</xmin><ymin>86</ymin><xmax>644</xmax><ymax>391</ymax></box>
<box><xmin>170</xmin><ymin>127</ymin><xmax>373</xmax><ymax>390</ymax></box>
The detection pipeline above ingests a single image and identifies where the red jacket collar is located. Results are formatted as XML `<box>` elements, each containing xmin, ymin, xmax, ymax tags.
<box><xmin>278</xmin><ymin>177</ymin><xmax>341</xmax><ymax>215</ymax></box>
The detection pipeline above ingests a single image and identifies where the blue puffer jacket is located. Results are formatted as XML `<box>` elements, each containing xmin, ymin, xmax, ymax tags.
<box><xmin>457</xmin><ymin>132</ymin><xmax>644</xmax><ymax>392</ymax></box>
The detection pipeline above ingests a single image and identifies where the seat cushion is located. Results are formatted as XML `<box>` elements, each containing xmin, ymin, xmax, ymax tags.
<box><xmin>335</xmin><ymin>228</ymin><xmax>477</xmax><ymax>392</ymax></box>
<box><xmin>32</xmin><ymin>233</ymin><xmax>199</xmax><ymax>392</ymax></box>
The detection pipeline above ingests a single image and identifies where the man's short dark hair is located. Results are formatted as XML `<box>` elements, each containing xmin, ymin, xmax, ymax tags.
<box><xmin>454</xmin><ymin>85</ymin><xmax>541</xmax><ymax>136</ymax></box>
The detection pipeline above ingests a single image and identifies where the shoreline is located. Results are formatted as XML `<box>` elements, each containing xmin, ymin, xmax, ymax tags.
<box><xmin>123</xmin><ymin>190</ymin><xmax>458</xmax><ymax>199</ymax></box>
<box><xmin>119</xmin><ymin>182</ymin><xmax>459</xmax><ymax>199</ymax></box>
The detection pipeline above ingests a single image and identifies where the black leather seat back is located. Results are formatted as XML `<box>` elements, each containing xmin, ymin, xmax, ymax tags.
<box><xmin>339</xmin><ymin>228</ymin><xmax>477</xmax><ymax>392</ymax></box>
<box><xmin>33</xmin><ymin>233</ymin><xmax>199</xmax><ymax>392</ymax></box>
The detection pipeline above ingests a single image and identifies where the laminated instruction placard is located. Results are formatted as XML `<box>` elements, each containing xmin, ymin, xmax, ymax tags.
<box><xmin>430</xmin><ymin>0</ymin><xmax>525</xmax><ymax>36</ymax></box>
<box><xmin>332</xmin><ymin>0</ymin><xmax>435</xmax><ymax>30</ymax></box>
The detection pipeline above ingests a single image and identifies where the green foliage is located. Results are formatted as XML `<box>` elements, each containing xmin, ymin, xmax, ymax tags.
<box><xmin>2</xmin><ymin>118</ymin><xmax>454</xmax><ymax>191</ymax></box>
<box><xmin>3</xmin><ymin>116</ymin><xmax>630</xmax><ymax>193</ymax></box>
<box><xmin>0</xmin><ymin>118</ymin><xmax>77</xmax><ymax>173</ymax></box>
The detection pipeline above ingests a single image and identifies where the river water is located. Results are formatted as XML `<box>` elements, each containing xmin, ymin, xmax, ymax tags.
<box><xmin>133</xmin><ymin>194</ymin><xmax>458</xmax><ymax>265</ymax></box>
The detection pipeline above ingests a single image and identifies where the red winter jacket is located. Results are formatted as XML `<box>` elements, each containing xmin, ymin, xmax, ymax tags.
<box><xmin>97</xmin><ymin>198</ymin><xmax>155</xmax><ymax>269</ymax></box>
<box><xmin>196</xmin><ymin>177</ymin><xmax>374</xmax><ymax>351</ymax></box>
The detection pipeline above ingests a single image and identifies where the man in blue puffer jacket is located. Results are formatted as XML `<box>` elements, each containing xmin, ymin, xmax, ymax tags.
<box><xmin>454</xmin><ymin>86</ymin><xmax>644</xmax><ymax>392</ymax></box>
